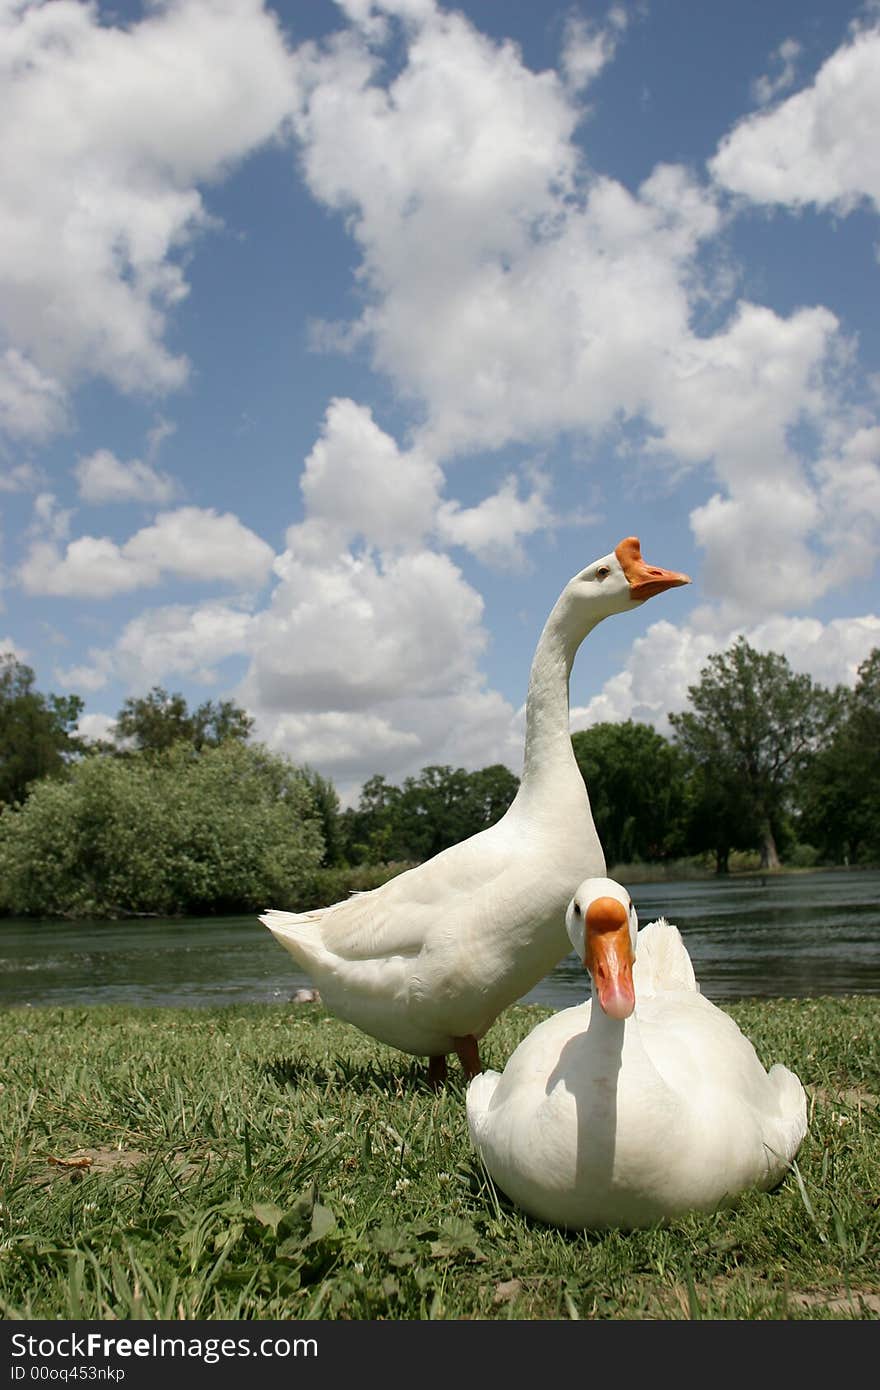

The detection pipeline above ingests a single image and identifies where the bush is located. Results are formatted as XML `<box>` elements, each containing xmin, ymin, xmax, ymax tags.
<box><xmin>786</xmin><ymin>842</ymin><xmax>820</xmax><ymax>868</ymax></box>
<box><xmin>286</xmin><ymin>860</ymin><xmax>417</xmax><ymax>911</ymax></box>
<box><xmin>0</xmin><ymin>742</ymin><xmax>324</xmax><ymax>918</ymax></box>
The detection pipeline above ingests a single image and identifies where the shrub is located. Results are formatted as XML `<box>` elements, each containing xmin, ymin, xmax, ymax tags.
<box><xmin>0</xmin><ymin>742</ymin><xmax>324</xmax><ymax>918</ymax></box>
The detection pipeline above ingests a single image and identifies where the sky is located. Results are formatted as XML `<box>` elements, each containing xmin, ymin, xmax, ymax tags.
<box><xmin>2</xmin><ymin>0</ymin><xmax>880</xmax><ymax>804</ymax></box>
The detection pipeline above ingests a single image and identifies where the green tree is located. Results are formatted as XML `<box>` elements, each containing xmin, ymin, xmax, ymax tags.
<box><xmin>341</xmin><ymin>763</ymin><xmax>519</xmax><ymax>864</ymax></box>
<box><xmin>466</xmin><ymin>764</ymin><xmax>521</xmax><ymax>829</ymax></box>
<box><xmin>670</xmin><ymin>638</ymin><xmax>837</xmax><ymax>870</ymax></box>
<box><xmin>0</xmin><ymin>742</ymin><xmax>323</xmax><ymax>917</ymax></box>
<box><xmin>0</xmin><ymin>654</ymin><xmax>84</xmax><ymax>808</ymax></box>
<box><xmin>341</xmin><ymin>773</ymin><xmax>404</xmax><ymax>864</ymax></box>
<box><xmin>798</xmin><ymin>648</ymin><xmax>880</xmax><ymax>864</ymax></box>
<box><xmin>571</xmin><ymin>721</ymin><xmax>688</xmax><ymax>866</ymax></box>
<box><xmin>677</xmin><ymin>757</ymin><xmax>760</xmax><ymax>875</ymax></box>
<box><xmin>114</xmin><ymin>686</ymin><xmax>253</xmax><ymax>753</ymax></box>
<box><xmin>396</xmin><ymin>764</ymin><xmax>518</xmax><ymax>861</ymax></box>
<box><xmin>300</xmin><ymin>766</ymin><xmax>346</xmax><ymax>867</ymax></box>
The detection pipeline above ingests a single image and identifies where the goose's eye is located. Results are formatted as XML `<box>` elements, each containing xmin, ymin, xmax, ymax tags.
<box><xmin>595</xmin><ymin>565</ymin><xmax>610</xmax><ymax>580</ymax></box>
<box><xmin>573</xmin><ymin>902</ymin><xmax>581</xmax><ymax>917</ymax></box>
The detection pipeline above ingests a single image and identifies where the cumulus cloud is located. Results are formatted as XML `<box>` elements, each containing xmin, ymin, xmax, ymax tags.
<box><xmin>288</xmin><ymin>3</ymin><xmax>880</xmax><ymax>632</ymax></box>
<box><xmin>572</xmin><ymin>611</ymin><xmax>880</xmax><ymax>736</ymax></box>
<box><xmin>711</xmin><ymin>22</ymin><xmax>880</xmax><ymax>213</ymax></box>
<box><xmin>293</xmin><ymin>9</ymin><xmax>722</xmax><ymax>458</ymax></box>
<box><xmin>0</xmin><ymin>0</ymin><xmax>298</xmax><ymax>441</ymax></box>
<box><xmin>289</xmin><ymin>396</ymin><xmax>565</xmax><ymax>568</ymax></box>
<box><xmin>58</xmin><ymin>600</ymin><xmax>256</xmax><ymax>693</ymax></box>
<box><xmin>234</xmin><ymin>384</ymin><xmax>578</xmax><ymax>787</ymax></box>
<box><xmin>76</xmin><ymin>712</ymin><xmax>117</xmax><ymax>743</ymax></box>
<box><xmin>435</xmin><ymin>471</ymin><xmax>558</xmax><ymax>568</ymax></box>
<box><xmin>74</xmin><ymin>448</ymin><xmax>178</xmax><ymax>505</ymax></box>
<box><xmin>246</xmin><ymin>546</ymin><xmax>486</xmax><ymax>713</ymax></box>
<box><xmin>8</xmin><ymin>0</ymin><xmax>876</xmax><ymax>802</ymax></box>
<box><xmin>20</xmin><ymin>507</ymin><xmax>275</xmax><ymax>597</ymax></box>
<box><xmin>227</xmin><ymin>0</ymin><xmax>880</xmax><ymax>792</ymax></box>
<box><xmin>239</xmin><ymin>538</ymin><xmax>503</xmax><ymax>798</ymax></box>
<box><xmin>296</xmin><ymin>397</ymin><xmax>443</xmax><ymax>553</ymax></box>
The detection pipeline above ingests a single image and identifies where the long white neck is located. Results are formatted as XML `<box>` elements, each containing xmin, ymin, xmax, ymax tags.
<box><xmin>517</xmin><ymin>592</ymin><xmax>599</xmax><ymax>802</ymax></box>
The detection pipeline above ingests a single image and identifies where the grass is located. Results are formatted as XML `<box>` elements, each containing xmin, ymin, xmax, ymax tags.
<box><xmin>0</xmin><ymin>997</ymin><xmax>878</xmax><ymax>1321</ymax></box>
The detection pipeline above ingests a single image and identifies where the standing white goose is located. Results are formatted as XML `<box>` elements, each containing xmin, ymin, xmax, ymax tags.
<box><xmin>467</xmin><ymin>877</ymin><xmax>808</xmax><ymax>1228</ymax></box>
<box><xmin>262</xmin><ymin>537</ymin><xmax>689</xmax><ymax>1083</ymax></box>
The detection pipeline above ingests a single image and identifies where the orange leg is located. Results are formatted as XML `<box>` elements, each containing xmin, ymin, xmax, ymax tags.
<box><xmin>453</xmin><ymin>1034</ymin><xmax>482</xmax><ymax>1080</ymax></box>
<box><xmin>427</xmin><ymin>1054</ymin><xmax>448</xmax><ymax>1088</ymax></box>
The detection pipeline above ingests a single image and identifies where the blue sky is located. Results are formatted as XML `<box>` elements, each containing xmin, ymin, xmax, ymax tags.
<box><xmin>2</xmin><ymin>0</ymin><xmax>879</xmax><ymax>801</ymax></box>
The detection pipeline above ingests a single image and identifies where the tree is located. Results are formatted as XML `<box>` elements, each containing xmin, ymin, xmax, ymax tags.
<box><xmin>669</xmin><ymin>638</ymin><xmax>837</xmax><ymax>870</ymax></box>
<box><xmin>300</xmin><ymin>766</ymin><xmax>346</xmax><ymax>866</ymax></box>
<box><xmin>466</xmin><ymin>764</ymin><xmax>521</xmax><ymax>828</ymax></box>
<box><xmin>571</xmin><ymin>721</ymin><xmax>688</xmax><ymax>866</ymax></box>
<box><xmin>396</xmin><ymin>764</ymin><xmax>519</xmax><ymax>861</ymax></box>
<box><xmin>677</xmin><ymin>757</ymin><xmax>760</xmax><ymax>875</ymax></box>
<box><xmin>0</xmin><ymin>741</ymin><xmax>324</xmax><ymax>917</ymax></box>
<box><xmin>798</xmin><ymin>648</ymin><xmax>880</xmax><ymax>864</ymax></box>
<box><xmin>341</xmin><ymin>763</ymin><xmax>520</xmax><ymax>864</ymax></box>
<box><xmin>114</xmin><ymin>686</ymin><xmax>253</xmax><ymax>753</ymax></box>
<box><xmin>340</xmin><ymin>773</ymin><xmax>404</xmax><ymax>864</ymax></box>
<box><xmin>0</xmin><ymin>654</ymin><xmax>84</xmax><ymax>808</ymax></box>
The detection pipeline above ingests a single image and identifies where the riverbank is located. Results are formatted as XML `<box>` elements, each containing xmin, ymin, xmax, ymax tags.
<box><xmin>1</xmin><ymin>999</ymin><xmax>877</xmax><ymax>1319</ymax></box>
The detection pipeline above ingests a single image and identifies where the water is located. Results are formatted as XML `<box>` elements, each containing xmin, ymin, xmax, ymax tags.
<box><xmin>0</xmin><ymin>869</ymin><xmax>878</xmax><ymax>1011</ymax></box>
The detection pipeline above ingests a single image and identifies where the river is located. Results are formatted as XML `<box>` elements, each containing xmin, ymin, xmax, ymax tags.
<box><xmin>1</xmin><ymin>869</ymin><xmax>878</xmax><ymax>1010</ymax></box>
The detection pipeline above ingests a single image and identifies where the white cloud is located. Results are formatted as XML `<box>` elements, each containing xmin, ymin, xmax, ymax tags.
<box><xmin>751</xmin><ymin>37</ymin><xmax>802</xmax><ymax>106</ymax></box>
<box><xmin>572</xmin><ymin>612</ymin><xmax>880</xmax><ymax>736</ymax></box>
<box><xmin>711</xmin><ymin>23</ymin><xmax>880</xmax><ymax>214</ymax></box>
<box><xmin>253</xmin><ymin>677</ymin><xmax>521</xmax><ymax>805</ymax></box>
<box><xmin>0</xmin><ymin>349</ymin><xmax>69</xmax><ymax>442</ymax></box>
<box><xmin>289</xmin><ymin>6</ymin><xmax>880</xmax><ymax>633</ymax></box>
<box><xmin>29</xmin><ymin>492</ymin><xmax>73</xmax><ymax>543</ymax></box>
<box><xmin>246</xmin><ymin>546</ymin><xmax>486</xmax><ymax>713</ymax></box>
<box><xmin>57</xmin><ymin>654</ymin><xmax>114</xmax><ymax>694</ymax></box>
<box><xmin>290</xmin><ymin>396</ymin><xmax>564</xmax><ymax>568</ymax></box>
<box><xmin>0</xmin><ymin>0</ymin><xmax>299</xmax><ymax>440</ymax></box>
<box><xmin>294</xmin><ymin>11</ymin><xmax>721</xmax><ymax>459</ymax></box>
<box><xmin>297</xmin><ymin>397</ymin><xmax>443</xmax><ymax>552</ymax></box>
<box><xmin>0</xmin><ymin>461</ymin><xmax>40</xmax><ymax>492</ymax></box>
<box><xmin>435</xmin><ymin>471</ymin><xmax>558</xmax><ymax>568</ymax></box>
<box><xmin>58</xmin><ymin>601</ymin><xmax>255</xmax><ymax>693</ymax></box>
<box><xmin>75</xmin><ymin>448</ymin><xmax>178</xmax><ymax>505</ymax></box>
<box><xmin>19</xmin><ymin>507</ymin><xmax>275</xmax><ymax>597</ymax></box>
<box><xmin>111</xmin><ymin>602</ymin><xmax>255</xmax><ymax>688</ymax></box>
<box><xmin>259</xmin><ymin>708</ymin><xmax>421</xmax><ymax>790</ymax></box>
<box><xmin>239</xmin><ymin>539</ymin><xmax>502</xmax><ymax>799</ymax></box>
<box><xmin>20</xmin><ymin>536</ymin><xmax>157</xmax><ymax>599</ymax></box>
<box><xmin>76</xmin><ymin>712</ymin><xmax>117</xmax><ymax>743</ymax></box>
<box><xmin>0</xmin><ymin>635</ymin><xmax>27</xmax><ymax>663</ymax></box>
<box><xmin>10</xmin><ymin>1</ymin><xmax>876</xmax><ymax>804</ymax></box>
<box><xmin>560</xmin><ymin>6</ymin><xmax>628</xmax><ymax>93</ymax></box>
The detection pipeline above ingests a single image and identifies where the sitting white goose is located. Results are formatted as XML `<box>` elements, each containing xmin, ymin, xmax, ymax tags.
<box><xmin>262</xmin><ymin>538</ymin><xmax>689</xmax><ymax>1084</ymax></box>
<box><xmin>466</xmin><ymin>877</ymin><xmax>808</xmax><ymax>1229</ymax></box>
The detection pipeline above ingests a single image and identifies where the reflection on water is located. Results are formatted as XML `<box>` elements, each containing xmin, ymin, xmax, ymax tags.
<box><xmin>1</xmin><ymin>869</ymin><xmax>878</xmax><ymax>1011</ymax></box>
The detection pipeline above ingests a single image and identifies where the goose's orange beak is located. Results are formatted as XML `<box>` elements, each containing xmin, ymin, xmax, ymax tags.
<box><xmin>585</xmin><ymin>896</ymin><xmax>636</xmax><ymax>1020</ymax></box>
<box><xmin>615</xmin><ymin>536</ymin><xmax>690</xmax><ymax>602</ymax></box>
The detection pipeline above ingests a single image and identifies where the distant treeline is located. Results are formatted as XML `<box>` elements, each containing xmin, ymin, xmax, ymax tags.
<box><xmin>0</xmin><ymin>639</ymin><xmax>877</xmax><ymax>918</ymax></box>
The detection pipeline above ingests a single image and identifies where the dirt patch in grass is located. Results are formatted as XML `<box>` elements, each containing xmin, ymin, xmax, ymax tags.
<box><xmin>807</xmin><ymin>1084</ymin><xmax>879</xmax><ymax>1109</ymax></box>
<box><xmin>788</xmin><ymin>1289</ymin><xmax>880</xmax><ymax>1315</ymax></box>
<box><xmin>41</xmin><ymin>1147</ymin><xmax>148</xmax><ymax>1179</ymax></box>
